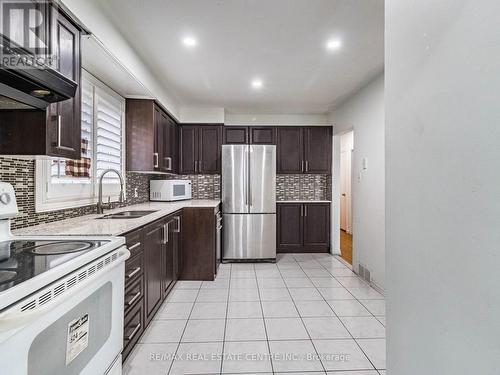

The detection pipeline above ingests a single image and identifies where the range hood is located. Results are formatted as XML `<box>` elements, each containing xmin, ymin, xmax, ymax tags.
<box><xmin>0</xmin><ymin>38</ymin><xmax>78</xmax><ymax>110</ymax></box>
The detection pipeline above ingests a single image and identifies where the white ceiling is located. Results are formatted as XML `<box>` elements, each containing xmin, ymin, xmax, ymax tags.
<box><xmin>95</xmin><ymin>0</ymin><xmax>384</xmax><ymax>114</ymax></box>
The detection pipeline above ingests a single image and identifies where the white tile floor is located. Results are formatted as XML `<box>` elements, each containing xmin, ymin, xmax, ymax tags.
<box><xmin>123</xmin><ymin>253</ymin><xmax>386</xmax><ymax>375</ymax></box>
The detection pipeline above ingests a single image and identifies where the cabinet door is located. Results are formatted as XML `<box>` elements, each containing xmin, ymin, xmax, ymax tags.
<box><xmin>153</xmin><ymin>106</ymin><xmax>163</xmax><ymax>172</ymax></box>
<box><xmin>163</xmin><ymin>219</ymin><xmax>174</xmax><ymax>295</ymax></box>
<box><xmin>47</xmin><ymin>11</ymin><xmax>81</xmax><ymax>159</ymax></box>
<box><xmin>198</xmin><ymin>126</ymin><xmax>222</xmax><ymax>174</ymax></box>
<box><xmin>277</xmin><ymin>203</ymin><xmax>304</xmax><ymax>252</ymax></box>
<box><xmin>250</xmin><ymin>127</ymin><xmax>276</xmax><ymax>144</ymax></box>
<box><xmin>172</xmin><ymin>215</ymin><xmax>182</xmax><ymax>280</ymax></box>
<box><xmin>304</xmin><ymin>127</ymin><xmax>332</xmax><ymax>174</ymax></box>
<box><xmin>224</xmin><ymin>126</ymin><xmax>248</xmax><ymax>144</ymax></box>
<box><xmin>143</xmin><ymin>220</ymin><xmax>165</xmax><ymax>323</ymax></box>
<box><xmin>164</xmin><ymin>115</ymin><xmax>178</xmax><ymax>173</ymax></box>
<box><xmin>303</xmin><ymin>203</ymin><xmax>330</xmax><ymax>252</ymax></box>
<box><xmin>179</xmin><ymin>126</ymin><xmax>198</xmax><ymax>174</ymax></box>
<box><xmin>277</xmin><ymin>127</ymin><xmax>304</xmax><ymax>174</ymax></box>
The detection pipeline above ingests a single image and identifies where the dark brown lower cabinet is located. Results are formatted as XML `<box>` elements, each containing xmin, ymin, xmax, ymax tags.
<box><xmin>122</xmin><ymin>211</ymin><xmax>183</xmax><ymax>362</ymax></box>
<box><xmin>181</xmin><ymin>205</ymin><xmax>221</xmax><ymax>281</ymax></box>
<box><xmin>277</xmin><ymin>202</ymin><xmax>330</xmax><ymax>253</ymax></box>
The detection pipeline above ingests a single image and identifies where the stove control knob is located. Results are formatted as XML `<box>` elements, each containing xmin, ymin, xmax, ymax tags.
<box><xmin>0</xmin><ymin>193</ymin><xmax>11</xmax><ymax>205</ymax></box>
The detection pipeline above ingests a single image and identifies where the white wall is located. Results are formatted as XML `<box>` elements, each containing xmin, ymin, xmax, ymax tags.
<box><xmin>225</xmin><ymin>113</ymin><xmax>330</xmax><ymax>126</ymax></box>
<box><xmin>386</xmin><ymin>1</ymin><xmax>500</xmax><ymax>374</ymax></box>
<box><xmin>179</xmin><ymin>107</ymin><xmax>225</xmax><ymax>124</ymax></box>
<box><xmin>330</xmin><ymin>74</ymin><xmax>385</xmax><ymax>290</ymax></box>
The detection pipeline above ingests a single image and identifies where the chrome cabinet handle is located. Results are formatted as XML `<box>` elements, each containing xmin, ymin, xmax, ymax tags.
<box><xmin>301</xmin><ymin>160</ymin><xmax>304</xmax><ymax>172</ymax></box>
<box><xmin>56</xmin><ymin>115</ymin><xmax>62</xmax><ymax>148</ymax></box>
<box><xmin>128</xmin><ymin>242</ymin><xmax>141</xmax><ymax>251</ymax></box>
<box><xmin>304</xmin><ymin>205</ymin><xmax>307</xmax><ymax>217</ymax></box>
<box><xmin>164</xmin><ymin>157</ymin><xmax>172</xmax><ymax>171</ymax></box>
<box><xmin>126</xmin><ymin>267</ymin><xmax>141</xmax><ymax>279</ymax></box>
<box><xmin>198</xmin><ymin>160</ymin><xmax>202</xmax><ymax>173</ymax></box>
<box><xmin>154</xmin><ymin>153</ymin><xmax>159</xmax><ymax>168</ymax></box>
<box><xmin>301</xmin><ymin>205</ymin><xmax>304</xmax><ymax>217</ymax></box>
<box><xmin>162</xmin><ymin>223</ymin><xmax>169</xmax><ymax>244</ymax></box>
<box><xmin>173</xmin><ymin>216</ymin><xmax>181</xmax><ymax>233</ymax></box>
<box><xmin>194</xmin><ymin>160</ymin><xmax>198</xmax><ymax>173</ymax></box>
<box><xmin>126</xmin><ymin>291</ymin><xmax>141</xmax><ymax>306</ymax></box>
<box><xmin>125</xmin><ymin>323</ymin><xmax>141</xmax><ymax>341</ymax></box>
<box><xmin>305</xmin><ymin>161</ymin><xmax>309</xmax><ymax>172</ymax></box>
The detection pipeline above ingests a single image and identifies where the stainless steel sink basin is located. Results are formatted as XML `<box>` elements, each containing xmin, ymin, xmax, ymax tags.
<box><xmin>98</xmin><ymin>210</ymin><xmax>157</xmax><ymax>219</ymax></box>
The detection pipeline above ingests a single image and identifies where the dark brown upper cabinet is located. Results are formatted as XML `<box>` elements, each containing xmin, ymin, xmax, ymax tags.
<box><xmin>224</xmin><ymin>126</ymin><xmax>248</xmax><ymax>144</ymax></box>
<box><xmin>277</xmin><ymin>126</ymin><xmax>332</xmax><ymax>174</ymax></box>
<box><xmin>277</xmin><ymin>127</ymin><xmax>304</xmax><ymax>173</ymax></box>
<box><xmin>0</xmin><ymin>6</ymin><xmax>83</xmax><ymax>159</ymax></box>
<box><xmin>126</xmin><ymin>99</ymin><xmax>177</xmax><ymax>173</ymax></box>
<box><xmin>179</xmin><ymin>124</ymin><xmax>222</xmax><ymax>174</ymax></box>
<box><xmin>250</xmin><ymin>126</ymin><xmax>276</xmax><ymax>144</ymax></box>
<box><xmin>223</xmin><ymin>126</ymin><xmax>276</xmax><ymax>145</ymax></box>
<box><xmin>277</xmin><ymin>202</ymin><xmax>330</xmax><ymax>253</ymax></box>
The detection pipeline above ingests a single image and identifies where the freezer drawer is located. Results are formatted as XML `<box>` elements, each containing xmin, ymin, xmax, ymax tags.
<box><xmin>223</xmin><ymin>214</ymin><xmax>276</xmax><ymax>260</ymax></box>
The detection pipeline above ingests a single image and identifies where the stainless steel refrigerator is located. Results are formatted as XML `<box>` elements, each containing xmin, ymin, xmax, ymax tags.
<box><xmin>222</xmin><ymin>144</ymin><xmax>276</xmax><ymax>261</ymax></box>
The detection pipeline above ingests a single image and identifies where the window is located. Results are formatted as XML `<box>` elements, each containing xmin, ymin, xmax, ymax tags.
<box><xmin>36</xmin><ymin>70</ymin><xmax>126</xmax><ymax>212</ymax></box>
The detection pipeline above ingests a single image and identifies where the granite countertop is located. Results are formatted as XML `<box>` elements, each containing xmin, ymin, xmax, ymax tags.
<box><xmin>14</xmin><ymin>200</ymin><xmax>220</xmax><ymax>237</ymax></box>
<box><xmin>277</xmin><ymin>200</ymin><xmax>332</xmax><ymax>203</ymax></box>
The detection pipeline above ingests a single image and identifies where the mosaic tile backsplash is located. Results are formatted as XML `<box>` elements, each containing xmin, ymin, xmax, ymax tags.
<box><xmin>276</xmin><ymin>174</ymin><xmax>332</xmax><ymax>201</ymax></box>
<box><xmin>1</xmin><ymin>156</ymin><xmax>327</xmax><ymax>230</ymax></box>
<box><xmin>0</xmin><ymin>156</ymin><xmax>221</xmax><ymax>229</ymax></box>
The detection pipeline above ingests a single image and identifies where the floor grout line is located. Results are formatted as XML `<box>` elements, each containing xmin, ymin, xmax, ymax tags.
<box><xmin>219</xmin><ymin>262</ymin><xmax>233</xmax><ymax>375</ymax></box>
<box><xmin>295</xmin><ymin>254</ymin><xmax>382</xmax><ymax>372</ymax></box>
<box><xmin>276</xmin><ymin>258</ymin><xmax>328</xmax><ymax>375</ymax></box>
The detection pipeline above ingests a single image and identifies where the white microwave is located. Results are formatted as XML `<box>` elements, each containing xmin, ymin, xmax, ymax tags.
<box><xmin>150</xmin><ymin>180</ymin><xmax>192</xmax><ymax>201</ymax></box>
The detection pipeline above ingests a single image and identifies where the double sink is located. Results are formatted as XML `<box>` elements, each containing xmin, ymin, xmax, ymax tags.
<box><xmin>97</xmin><ymin>210</ymin><xmax>158</xmax><ymax>220</ymax></box>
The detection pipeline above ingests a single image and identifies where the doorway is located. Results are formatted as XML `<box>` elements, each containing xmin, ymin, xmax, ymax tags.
<box><xmin>339</xmin><ymin>131</ymin><xmax>353</xmax><ymax>264</ymax></box>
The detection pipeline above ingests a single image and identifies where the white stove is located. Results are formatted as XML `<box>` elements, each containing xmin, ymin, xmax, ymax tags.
<box><xmin>0</xmin><ymin>182</ymin><xmax>129</xmax><ymax>375</ymax></box>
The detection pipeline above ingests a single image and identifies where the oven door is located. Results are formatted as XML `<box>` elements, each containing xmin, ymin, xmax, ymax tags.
<box><xmin>0</xmin><ymin>247</ymin><xmax>129</xmax><ymax>375</ymax></box>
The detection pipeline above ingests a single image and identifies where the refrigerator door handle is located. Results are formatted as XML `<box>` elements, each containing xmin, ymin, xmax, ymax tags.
<box><xmin>248</xmin><ymin>146</ymin><xmax>252</xmax><ymax>207</ymax></box>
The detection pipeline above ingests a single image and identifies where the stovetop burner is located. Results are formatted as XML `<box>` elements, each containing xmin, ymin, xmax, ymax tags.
<box><xmin>0</xmin><ymin>239</ymin><xmax>109</xmax><ymax>292</ymax></box>
<box><xmin>28</xmin><ymin>241</ymin><xmax>94</xmax><ymax>255</ymax></box>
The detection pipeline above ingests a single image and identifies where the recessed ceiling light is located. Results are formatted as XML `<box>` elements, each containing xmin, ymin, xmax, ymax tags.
<box><xmin>326</xmin><ymin>38</ymin><xmax>342</xmax><ymax>50</ymax></box>
<box><xmin>182</xmin><ymin>36</ymin><xmax>197</xmax><ymax>48</ymax></box>
<box><xmin>251</xmin><ymin>79</ymin><xmax>263</xmax><ymax>89</ymax></box>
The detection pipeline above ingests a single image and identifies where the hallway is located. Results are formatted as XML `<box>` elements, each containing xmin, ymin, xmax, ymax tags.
<box><xmin>340</xmin><ymin>230</ymin><xmax>353</xmax><ymax>264</ymax></box>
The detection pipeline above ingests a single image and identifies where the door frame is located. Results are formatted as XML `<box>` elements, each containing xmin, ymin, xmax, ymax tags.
<box><xmin>331</xmin><ymin>129</ymin><xmax>354</xmax><ymax>257</ymax></box>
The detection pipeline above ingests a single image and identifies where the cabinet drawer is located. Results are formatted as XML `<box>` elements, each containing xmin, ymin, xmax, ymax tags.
<box><xmin>125</xmin><ymin>230</ymin><xmax>143</xmax><ymax>258</ymax></box>
<box><xmin>125</xmin><ymin>276</ymin><xmax>144</xmax><ymax>315</ymax></box>
<box><xmin>125</xmin><ymin>253</ymin><xmax>143</xmax><ymax>286</ymax></box>
<box><xmin>123</xmin><ymin>298</ymin><xmax>144</xmax><ymax>361</ymax></box>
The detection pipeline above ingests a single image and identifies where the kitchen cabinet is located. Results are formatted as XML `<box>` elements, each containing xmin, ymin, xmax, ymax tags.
<box><xmin>250</xmin><ymin>127</ymin><xmax>276</xmax><ymax>144</ymax></box>
<box><xmin>122</xmin><ymin>210</ymin><xmax>183</xmax><ymax>361</ymax></box>
<box><xmin>277</xmin><ymin>127</ymin><xmax>332</xmax><ymax>174</ymax></box>
<box><xmin>277</xmin><ymin>202</ymin><xmax>330</xmax><ymax>253</ymax></box>
<box><xmin>223</xmin><ymin>126</ymin><xmax>276</xmax><ymax>145</ymax></box>
<box><xmin>143</xmin><ymin>219</ymin><xmax>165</xmax><ymax>323</ymax></box>
<box><xmin>181</xmin><ymin>205</ymin><xmax>221</xmax><ymax>280</ymax></box>
<box><xmin>179</xmin><ymin>124</ymin><xmax>222</xmax><ymax>174</ymax></box>
<box><xmin>126</xmin><ymin>99</ymin><xmax>177</xmax><ymax>173</ymax></box>
<box><xmin>0</xmin><ymin>6</ymin><xmax>83</xmax><ymax>159</ymax></box>
<box><xmin>224</xmin><ymin>126</ymin><xmax>248</xmax><ymax>144</ymax></box>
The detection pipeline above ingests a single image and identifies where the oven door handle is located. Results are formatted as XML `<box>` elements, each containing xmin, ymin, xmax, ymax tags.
<box><xmin>0</xmin><ymin>247</ymin><xmax>130</xmax><ymax>332</ymax></box>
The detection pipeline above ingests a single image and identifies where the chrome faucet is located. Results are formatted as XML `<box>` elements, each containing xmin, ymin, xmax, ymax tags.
<box><xmin>97</xmin><ymin>169</ymin><xmax>125</xmax><ymax>214</ymax></box>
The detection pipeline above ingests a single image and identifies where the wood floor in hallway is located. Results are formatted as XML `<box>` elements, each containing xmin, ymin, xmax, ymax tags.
<box><xmin>340</xmin><ymin>229</ymin><xmax>353</xmax><ymax>264</ymax></box>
